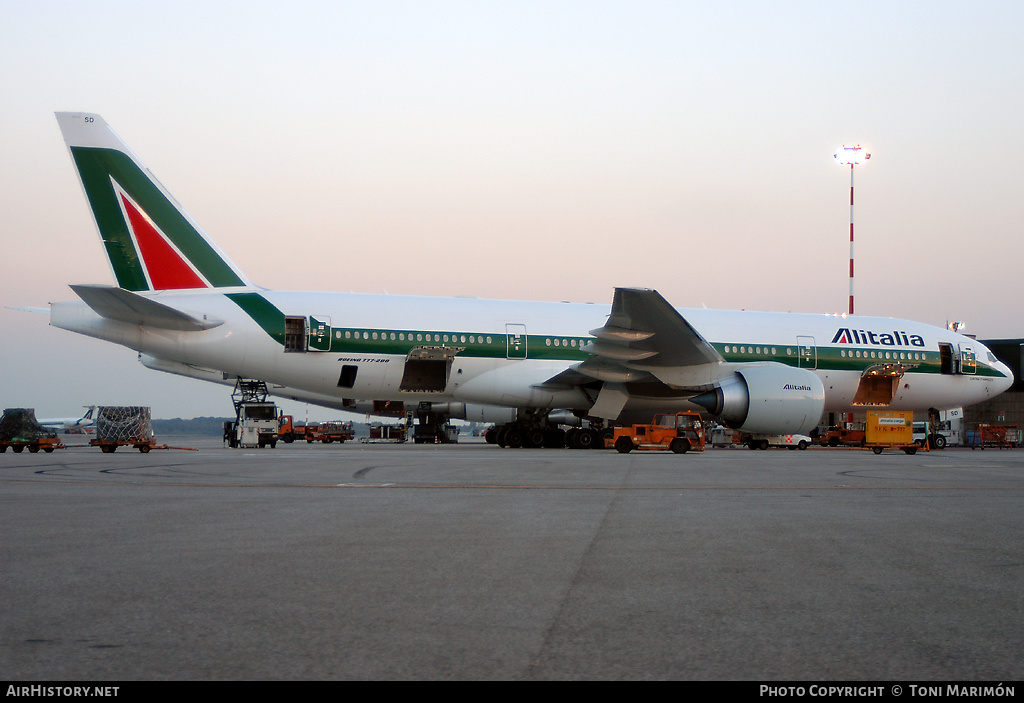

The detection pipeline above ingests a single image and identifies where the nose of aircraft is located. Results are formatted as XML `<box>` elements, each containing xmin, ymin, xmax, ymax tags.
<box><xmin>994</xmin><ymin>361</ymin><xmax>1015</xmax><ymax>394</ymax></box>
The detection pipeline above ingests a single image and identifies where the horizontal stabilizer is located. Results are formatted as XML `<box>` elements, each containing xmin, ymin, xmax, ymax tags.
<box><xmin>70</xmin><ymin>284</ymin><xmax>222</xmax><ymax>331</ymax></box>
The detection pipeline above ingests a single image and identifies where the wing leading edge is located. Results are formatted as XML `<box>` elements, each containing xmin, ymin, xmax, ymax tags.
<box><xmin>581</xmin><ymin>288</ymin><xmax>724</xmax><ymax>388</ymax></box>
<box><xmin>536</xmin><ymin>288</ymin><xmax>729</xmax><ymax>421</ymax></box>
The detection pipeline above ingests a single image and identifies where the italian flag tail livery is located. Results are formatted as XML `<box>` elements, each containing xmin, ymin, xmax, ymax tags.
<box><xmin>56</xmin><ymin>113</ymin><xmax>253</xmax><ymax>292</ymax></box>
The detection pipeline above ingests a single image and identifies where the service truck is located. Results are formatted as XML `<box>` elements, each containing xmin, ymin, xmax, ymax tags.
<box><xmin>612</xmin><ymin>412</ymin><xmax>705</xmax><ymax>454</ymax></box>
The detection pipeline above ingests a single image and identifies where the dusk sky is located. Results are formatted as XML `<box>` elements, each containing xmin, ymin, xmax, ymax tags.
<box><xmin>2</xmin><ymin>1</ymin><xmax>1022</xmax><ymax>419</ymax></box>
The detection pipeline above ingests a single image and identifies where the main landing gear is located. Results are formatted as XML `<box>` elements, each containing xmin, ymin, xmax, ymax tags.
<box><xmin>484</xmin><ymin>422</ymin><xmax>612</xmax><ymax>449</ymax></box>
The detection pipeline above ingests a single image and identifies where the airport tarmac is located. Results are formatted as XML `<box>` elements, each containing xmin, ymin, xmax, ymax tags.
<box><xmin>2</xmin><ymin>438</ymin><xmax>1022</xmax><ymax>681</ymax></box>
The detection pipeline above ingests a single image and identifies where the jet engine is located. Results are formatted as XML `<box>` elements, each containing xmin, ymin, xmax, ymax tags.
<box><xmin>689</xmin><ymin>364</ymin><xmax>825</xmax><ymax>435</ymax></box>
<box><xmin>427</xmin><ymin>402</ymin><xmax>519</xmax><ymax>425</ymax></box>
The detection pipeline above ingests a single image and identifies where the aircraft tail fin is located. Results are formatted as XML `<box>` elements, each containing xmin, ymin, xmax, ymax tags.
<box><xmin>55</xmin><ymin>112</ymin><xmax>254</xmax><ymax>292</ymax></box>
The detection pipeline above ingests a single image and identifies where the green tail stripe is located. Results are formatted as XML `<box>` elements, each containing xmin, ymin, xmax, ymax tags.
<box><xmin>71</xmin><ymin>147</ymin><xmax>246</xmax><ymax>291</ymax></box>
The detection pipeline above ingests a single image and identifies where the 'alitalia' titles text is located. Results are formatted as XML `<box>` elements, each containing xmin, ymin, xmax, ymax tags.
<box><xmin>831</xmin><ymin>328</ymin><xmax>925</xmax><ymax>347</ymax></box>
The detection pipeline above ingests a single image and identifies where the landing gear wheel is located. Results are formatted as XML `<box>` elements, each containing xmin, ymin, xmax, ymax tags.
<box><xmin>505</xmin><ymin>428</ymin><xmax>523</xmax><ymax>448</ymax></box>
<box><xmin>524</xmin><ymin>429</ymin><xmax>546</xmax><ymax>449</ymax></box>
<box><xmin>573</xmin><ymin>429</ymin><xmax>596</xmax><ymax>449</ymax></box>
<box><xmin>563</xmin><ymin>428</ymin><xmax>577</xmax><ymax>448</ymax></box>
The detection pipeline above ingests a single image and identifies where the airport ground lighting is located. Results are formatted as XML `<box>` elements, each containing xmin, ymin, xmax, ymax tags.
<box><xmin>835</xmin><ymin>145</ymin><xmax>870</xmax><ymax>315</ymax></box>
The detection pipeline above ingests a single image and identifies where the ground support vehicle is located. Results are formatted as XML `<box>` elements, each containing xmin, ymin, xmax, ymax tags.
<box><xmin>744</xmin><ymin>433</ymin><xmax>812</xmax><ymax>450</ymax></box>
<box><xmin>865</xmin><ymin>410</ymin><xmax>921</xmax><ymax>455</ymax></box>
<box><xmin>277</xmin><ymin>415</ymin><xmax>308</xmax><ymax>443</ymax></box>
<box><xmin>0</xmin><ymin>408</ymin><xmax>63</xmax><ymax>453</ymax></box>
<box><xmin>88</xmin><ymin>406</ymin><xmax>159</xmax><ymax>453</ymax></box>
<box><xmin>412</xmin><ymin>403</ymin><xmax>459</xmax><ymax>444</ymax></box>
<box><xmin>818</xmin><ymin>424</ymin><xmax>866</xmax><ymax>448</ymax></box>
<box><xmin>414</xmin><ymin>422</ymin><xmax>458</xmax><ymax>444</ymax></box>
<box><xmin>612</xmin><ymin>412</ymin><xmax>705</xmax><ymax>454</ymax></box>
<box><xmin>967</xmin><ymin>424</ymin><xmax>1019</xmax><ymax>449</ymax></box>
<box><xmin>912</xmin><ymin>422</ymin><xmax>950</xmax><ymax>449</ymax></box>
<box><xmin>708</xmin><ymin>425</ymin><xmax>743</xmax><ymax>448</ymax></box>
<box><xmin>306</xmin><ymin>421</ymin><xmax>355</xmax><ymax>444</ymax></box>
<box><xmin>227</xmin><ymin>402</ymin><xmax>279</xmax><ymax>448</ymax></box>
<box><xmin>361</xmin><ymin>423</ymin><xmax>407</xmax><ymax>443</ymax></box>
<box><xmin>89</xmin><ymin>438</ymin><xmax>164</xmax><ymax>453</ymax></box>
<box><xmin>0</xmin><ymin>436</ymin><xmax>64</xmax><ymax>454</ymax></box>
<box><xmin>225</xmin><ymin>380</ymin><xmax>279</xmax><ymax>449</ymax></box>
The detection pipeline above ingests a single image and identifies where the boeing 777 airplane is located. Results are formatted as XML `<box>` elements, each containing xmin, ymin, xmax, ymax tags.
<box><xmin>48</xmin><ymin>113</ymin><xmax>1013</xmax><ymax>447</ymax></box>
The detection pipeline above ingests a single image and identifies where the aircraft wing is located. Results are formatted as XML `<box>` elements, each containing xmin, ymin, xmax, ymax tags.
<box><xmin>577</xmin><ymin>288</ymin><xmax>725</xmax><ymax>390</ymax></box>
<box><xmin>69</xmin><ymin>285</ymin><xmax>223</xmax><ymax>331</ymax></box>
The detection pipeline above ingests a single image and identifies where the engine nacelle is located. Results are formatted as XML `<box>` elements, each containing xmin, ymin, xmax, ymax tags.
<box><xmin>690</xmin><ymin>364</ymin><xmax>824</xmax><ymax>435</ymax></box>
<box><xmin>428</xmin><ymin>402</ymin><xmax>518</xmax><ymax>425</ymax></box>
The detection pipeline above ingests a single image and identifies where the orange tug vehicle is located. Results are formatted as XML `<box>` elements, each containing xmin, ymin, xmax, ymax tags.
<box><xmin>612</xmin><ymin>412</ymin><xmax>706</xmax><ymax>454</ymax></box>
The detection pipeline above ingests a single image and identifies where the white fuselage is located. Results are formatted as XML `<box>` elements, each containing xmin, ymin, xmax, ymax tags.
<box><xmin>50</xmin><ymin>288</ymin><xmax>1013</xmax><ymax>419</ymax></box>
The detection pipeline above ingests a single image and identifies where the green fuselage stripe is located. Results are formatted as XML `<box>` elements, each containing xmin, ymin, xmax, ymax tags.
<box><xmin>227</xmin><ymin>294</ymin><xmax>1007</xmax><ymax>378</ymax></box>
<box><xmin>227</xmin><ymin>293</ymin><xmax>287</xmax><ymax>346</ymax></box>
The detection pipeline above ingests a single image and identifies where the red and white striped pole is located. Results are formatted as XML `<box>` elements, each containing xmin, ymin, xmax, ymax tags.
<box><xmin>849</xmin><ymin>163</ymin><xmax>854</xmax><ymax>315</ymax></box>
<box><xmin>835</xmin><ymin>146</ymin><xmax>870</xmax><ymax>316</ymax></box>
